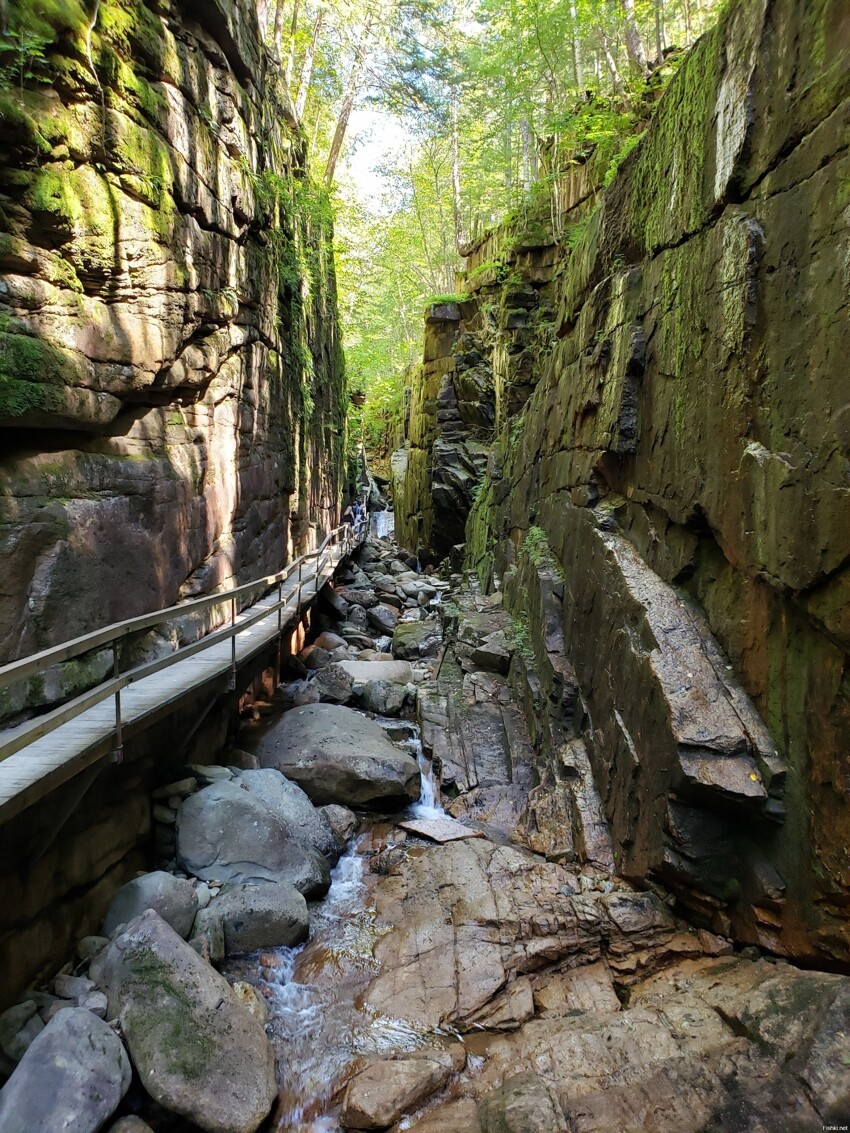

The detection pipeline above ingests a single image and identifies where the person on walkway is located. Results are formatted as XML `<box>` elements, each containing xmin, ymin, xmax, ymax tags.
<box><xmin>342</xmin><ymin>502</ymin><xmax>356</xmax><ymax>527</ymax></box>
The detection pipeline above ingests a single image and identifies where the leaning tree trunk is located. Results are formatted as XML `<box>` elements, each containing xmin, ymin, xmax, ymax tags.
<box><xmin>597</xmin><ymin>25</ymin><xmax>625</xmax><ymax>95</ymax></box>
<box><xmin>295</xmin><ymin>9</ymin><xmax>323</xmax><ymax>122</ymax></box>
<box><xmin>324</xmin><ymin>17</ymin><xmax>372</xmax><ymax>186</ymax></box>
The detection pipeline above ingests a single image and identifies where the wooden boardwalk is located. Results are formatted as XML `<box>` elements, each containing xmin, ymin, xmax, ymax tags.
<box><xmin>0</xmin><ymin>533</ymin><xmax>355</xmax><ymax>823</ymax></box>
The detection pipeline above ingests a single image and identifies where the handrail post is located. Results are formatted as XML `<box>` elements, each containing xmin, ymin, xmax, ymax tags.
<box><xmin>228</xmin><ymin>596</ymin><xmax>237</xmax><ymax>692</ymax></box>
<box><xmin>276</xmin><ymin>580</ymin><xmax>283</xmax><ymax>686</ymax></box>
<box><xmin>111</xmin><ymin>642</ymin><xmax>123</xmax><ymax>764</ymax></box>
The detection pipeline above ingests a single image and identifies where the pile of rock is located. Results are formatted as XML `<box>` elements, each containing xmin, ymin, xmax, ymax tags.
<box><xmin>275</xmin><ymin>535</ymin><xmax>448</xmax><ymax>721</ymax></box>
<box><xmin>0</xmin><ymin>759</ymin><xmax>363</xmax><ymax>1133</ymax></box>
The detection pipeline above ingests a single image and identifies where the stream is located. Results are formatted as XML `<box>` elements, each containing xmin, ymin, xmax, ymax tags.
<box><xmin>227</xmin><ymin>723</ymin><xmax>446</xmax><ymax>1132</ymax></box>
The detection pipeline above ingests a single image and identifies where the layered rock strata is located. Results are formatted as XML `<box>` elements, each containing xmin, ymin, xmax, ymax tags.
<box><xmin>396</xmin><ymin>0</ymin><xmax>850</xmax><ymax>964</ymax></box>
<box><xmin>0</xmin><ymin>0</ymin><xmax>346</xmax><ymax>688</ymax></box>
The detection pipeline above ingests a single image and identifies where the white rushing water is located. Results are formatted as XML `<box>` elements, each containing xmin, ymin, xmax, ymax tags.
<box><xmin>228</xmin><ymin>684</ymin><xmax>448</xmax><ymax>1129</ymax></box>
<box><xmin>369</xmin><ymin>508</ymin><xmax>395</xmax><ymax>540</ymax></box>
<box><xmin>384</xmin><ymin>718</ymin><xmax>445</xmax><ymax>820</ymax></box>
<box><xmin>236</xmin><ymin>721</ymin><xmax>445</xmax><ymax>1132</ymax></box>
<box><xmin>242</xmin><ymin>837</ymin><xmax>430</xmax><ymax>1133</ymax></box>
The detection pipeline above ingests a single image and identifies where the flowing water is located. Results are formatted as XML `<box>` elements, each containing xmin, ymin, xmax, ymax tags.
<box><xmin>370</xmin><ymin>509</ymin><xmax>395</xmax><ymax>540</ymax></box>
<box><xmin>228</xmin><ymin>717</ymin><xmax>446</xmax><ymax>1131</ymax></box>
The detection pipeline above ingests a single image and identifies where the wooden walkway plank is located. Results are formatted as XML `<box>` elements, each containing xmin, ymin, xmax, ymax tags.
<box><xmin>0</xmin><ymin>538</ymin><xmax>355</xmax><ymax>823</ymax></box>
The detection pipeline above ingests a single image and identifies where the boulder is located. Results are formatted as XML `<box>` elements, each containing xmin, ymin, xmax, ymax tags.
<box><xmin>194</xmin><ymin>881</ymin><xmax>308</xmax><ymax>954</ymax></box>
<box><xmin>321</xmin><ymin>804</ymin><xmax>360</xmax><ymax>846</ymax></box>
<box><xmin>107</xmin><ymin>1119</ymin><xmax>154</xmax><ymax>1133</ymax></box>
<box><xmin>357</xmin><ymin>680</ymin><xmax>406</xmax><ymax>716</ymax></box>
<box><xmin>319</xmin><ymin>588</ymin><xmax>349</xmax><ymax>620</ymax></box>
<box><xmin>102</xmin><ymin>871</ymin><xmax>199</xmax><ymax>939</ymax></box>
<box><xmin>471</xmin><ymin>631</ymin><xmax>513</xmax><ymax>675</ymax></box>
<box><xmin>0</xmin><ymin>1002</ymin><xmax>43</xmax><ymax>1062</ymax></box>
<box><xmin>95</xmin><ymin>911</ymin><xmax>276</xmax><ymax>1133</ymax></box>
<box><xmin>338</xmin><ymin>660</ymin><xmax>414</xmax><ymax>684</ymax></box>
<box><xmin>276</xmin><ymin>679</ymin><xmax>321</xmax><ymax>709</ymax></box>
<box><xmin>314</xmin><ymin>631</ymin><xmax>348</xmax><ymax>651</ymax></box>
<box><xmin>237</xmin><ymin>768</ymin><xmax>340</xmax><ymax>862</ymax></box>
<box><xmin>176</xmin><ymin>781</ymin><xmax>330</xmax><ymax>896</ymax></box>
<box><xmin>342</xmin><ymin>1057</ymin><xmax>453</xmax><ymax>1130</ymax></box>
<box><xmin>0</xmin><ymin>1008</ymin><xmax>130</xmax><ymax>1133</ymax></box>
<box><xmin>312</xmin><ymin>663</ymin><xmax>355</xmax><ymax>705</ymax></box>
<box><xmin>338</xmin><ymin>587</ymin><xmax>379</xmax><ymax>609</ymax></box>
<box><xmin>253</xmin><ymin>703</ymin><xmax>421</xmax><ymax>808</ymax></box>
<box><xmin>393</xmin><ymin>620</ymin><xmax>441</xmax><ymax>660</ymax></box>
<box><xmin>299</xmin><ymin>644</ymin><xmax>331</xmax><ymax>670</ymax></box>
<box><xmin>367</xmin><ymin>604</ymin><xmax>399</xmax><ymax>634</ymax></box>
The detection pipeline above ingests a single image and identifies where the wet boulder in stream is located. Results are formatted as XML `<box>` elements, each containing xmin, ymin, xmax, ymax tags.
<box><xmin>194</xmin><ymin>880</ymin><xmax>309</xmax><ymax>953</ymax></box>
<box><xmin>237</xmin><ymin>768</ymin><xmax>340</xmax><ymax>862</ymax></box>
<box><xmin>393</xmin><ymin>619</ymin><xmax>441</xmax><ymax>660</ymax></box>
<box><xmin>176</xmin><ymin>780</ymin><xmax>330</xmax><ymax>895</ymax></box>
<box><xmin>94</xmin><ymin>910</ymin><xmax>277</xmax><ymax>1133</ymax></box>
<box><xmin>254</xmin><ymin>703</ymin><xmax>421</xmax><ymax>808</ymax></box>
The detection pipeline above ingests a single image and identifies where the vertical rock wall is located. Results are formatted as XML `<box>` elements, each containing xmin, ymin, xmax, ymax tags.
<box><xmin>399</xmin><ymin>0</ymin><xmax>850</xmax><ymax>964</ymax></box>
<box><xmin>0</xmin><ymin>0</ymin><xmax>347</xmax><ymax>677</ymax></box>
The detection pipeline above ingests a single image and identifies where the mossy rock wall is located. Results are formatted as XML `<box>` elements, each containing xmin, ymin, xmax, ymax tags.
<box><xmin>0</xmin><ymin>0</ymin><xmax>347</xmax><ymax>667</ymax></box>
<box><xmin>461</xmin><ymin>0</ymin><xmax>849</xmax><ymax>964</ymax></box>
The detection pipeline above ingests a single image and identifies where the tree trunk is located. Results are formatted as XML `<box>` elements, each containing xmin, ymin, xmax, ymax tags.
<box><xmin>620</xmin><ymin>0</ymin><xmax>648</xmax><ymax>75</ymax></box>
<box><xmin>654</xmin><ymin>0</ymin><xmax>666</xmax><ymax>61</ymax></box>
<box><xmin>451</xmin><ymin>91</ymin><xmax>465</xmax><ymax>250</ymax></box>
<box><xmin>282</xmin><ymin>0</ymin><xmax>299</xmax><ymax>83</ymax></box>
<box><xmin>520</xmin><ymin>117</ymin><xmax>532</xmax><ymax>194</ymax></box>
<box><xmin>683</xmin><ymin>0</ymin><xmax>692</xmax><ymax>45</ymax></box>
<box><xmin>504</xmin><ymin>118</ymin><xmax>513</xmax><ymax>195</ymax></box>
<box><xmin>295</xmin><ymin>9</ymin><xmax>323</xmax><ymax>122</ymax></box>
<box><xmin>273</xmin><ymin>0</ymin><xmax>286</xmax><ymax>52</ymax></box>
<box><xmin>324</xmin><ymin>16</ymin><xmax>372</xmax><ymax>186</ymax></box>
<box><xmin>597</xmin><ymin>26</ymin><xmax>625</xmax><ymax>95</ymax></box>
<box><xmin>569</xmin><ymin>0</ymin><xmax>585</xmax><ymax>89</ymax></box>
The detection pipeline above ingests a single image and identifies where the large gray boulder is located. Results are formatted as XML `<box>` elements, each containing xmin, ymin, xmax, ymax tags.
<box><xmin>0</xmin><ymin>1008</ymin><xmax>131</xmax><ymax>1133</ymax></box>
<box><xmin>393</xmin><ymin>619</ymin><xmax>441</xmax><ymax>660</ymax></box>
<box><xmin>238</xmin><ymin>768</ymin><xmax>340</xmax><ymax>862</ymax></box>
<box><xmin>357</xmin><ymin>679</ymin><xmax>407</xmax><ymax>716</ymax></box>
<box><xmin>176</xmin><ymin>781</ymin><xmax>330</xmax><ymax>895</ymax></box>
<box><xmin>254</xmin><ymin>703</ymin><xmax>421</xmax><ymax>808</ymax></box>
<box><xmin>311</xmin><ymin>663</ymin><xmax>355</xmax><ymax>705</ymax></box>
<box><xmin>195</xmin><ymin>881</ymin><xmax>309</xmax><ymax>954</ymax></box>
<box><xmin>95</xmin><ymin>911</ymin><xmax>276</xmax><ymax>1133</ymax></box>
<box><xmin>102</xmin><ymin>871</ymin><xmax>199</xmax><ymax>939</ymax></box>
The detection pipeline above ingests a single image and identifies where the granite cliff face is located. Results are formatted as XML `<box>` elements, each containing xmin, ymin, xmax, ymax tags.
<box><xmin>394</xmin><ymin>0</ymin><xmax>850</xmax><ymax>964</ymax></box>
<box><xmin>0</xmin><ymin>0</ymin><xmax>346</xmax><ymax>676</ymax></box>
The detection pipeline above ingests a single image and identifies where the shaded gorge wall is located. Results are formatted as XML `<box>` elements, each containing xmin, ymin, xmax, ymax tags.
<box><xmin>396</xmin><ymin>0</ymin><xmax>850</xmax><ymax>965</ymax></box>
<box><xmin>0</xmin><ymin>0</ymin><xmax>347</xmax><ymax>695</ymax></box>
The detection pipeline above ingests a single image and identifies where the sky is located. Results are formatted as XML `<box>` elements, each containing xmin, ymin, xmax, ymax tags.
<box><xmin>341</xmin><ymin>107</ymin><xmax>414</xmax><ymax>211</ymax></box>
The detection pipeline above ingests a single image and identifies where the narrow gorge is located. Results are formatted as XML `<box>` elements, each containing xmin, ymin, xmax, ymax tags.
<box><xmin>0</xmin><ymin>0</ymin><xmax>848</xmax><ymax>1132</ymax></box>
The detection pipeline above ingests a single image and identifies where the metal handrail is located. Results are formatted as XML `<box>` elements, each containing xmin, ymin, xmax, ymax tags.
<box><xmin>0</xmin><ymin>504</ymin><xmax>369</xmax><ymax>764</ymax></box>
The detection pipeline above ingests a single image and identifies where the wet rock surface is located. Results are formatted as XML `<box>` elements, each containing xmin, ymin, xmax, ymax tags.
<box><xmin>102</xmin><ymin>872</ymin><xmax>199</xmax><ymax>941</ymax></box>
<box><xmin>3</xmin><ymin>532</ymin><xmax>848</xmax><ymax>1133</ymax></box>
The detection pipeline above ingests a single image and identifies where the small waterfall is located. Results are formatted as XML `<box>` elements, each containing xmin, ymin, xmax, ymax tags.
<box><xmin>384</xmin><ymin>719</ymin><xmax>444</xmax><ymax>820</ymax></box>
<box><xmin>369</xmin><ymin>509</ymin><xmax>394</xmax><ymax>539</ymax></box>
